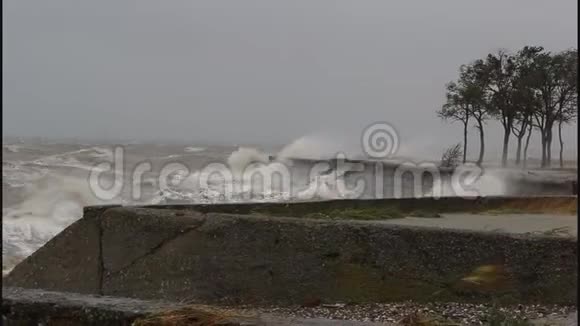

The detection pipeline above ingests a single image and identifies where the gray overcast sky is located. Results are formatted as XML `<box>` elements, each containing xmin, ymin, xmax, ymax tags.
<box><xmin>2</xmin><ymin>0</ymin><xmax>578</xmax><ymax>159</ymax></box>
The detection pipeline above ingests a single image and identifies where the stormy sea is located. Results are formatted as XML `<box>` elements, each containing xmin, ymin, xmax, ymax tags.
<box><xmin>2</xmin><ymin>136</ymin><xmax>560</xmax><ymax>275</ymax></box>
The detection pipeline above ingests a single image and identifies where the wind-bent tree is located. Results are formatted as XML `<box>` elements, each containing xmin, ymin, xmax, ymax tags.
<box><xmin>459</xmin><ymin>63</ymin><xmax>489</xmax><ymax>165</ymax></box>
<box><xmin>554</xmin><ymin>49</ymin><xmax>578</xmax><ymax>168</ymax></box>
<box><xmin>438</xmin><ymin>45</ymin><xmax>577</xmax><ymax>169</ymax></box>
<box><xmin>512</xmin><ymin>112</ymin><xmax>534</xmax><ymax>166</ymax></box>
<box><xmin>556</xmin><ymin>108</ymin><xmax>577</xmax><ymax>168</ymax></box>
<box><xmin>529</xmin><ymin>51</ymin><xmax>551</xmax><ymax>167</ymax></box>
<box><xmin>529</xmin><ymin>48</ymin><xmax>577</xmax><ymax>167</ymax></box>
<box><xmin>473</xmin><ymin>50</ymin><xmax>518</xmax><ymax>167</ymax></box>
<box><xmin>556</xmin><ymin>97</ymin><xmax>578</xmax><ymax>168</ymax></box>
<box><xmin>522</xmin><ymin>121</ymin><xmax>534</xmax><ymax>168</ymax></box>
<box><xmin>438</xmin><ymin>81</ymin><xmax>470</xmax><ymax>164</ymax></box>
<box><xmin>510</xmin><ymin>46</ymin><xmax>543</xmax><ymax>166</ymax></box>
<box><xmin>470</xmin><ymin>97</ymin><xmax>488</xmax><ymax>166</ymax></box>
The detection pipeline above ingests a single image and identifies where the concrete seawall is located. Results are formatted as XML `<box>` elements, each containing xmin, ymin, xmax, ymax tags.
<box><xmin>1</xmin><ymin>287</ymin><xmax>384</xmax><ymax>326</ymax></box>
<box><xmin>5</xmin><ymin>197</ymin><xmax>577</xmax><ymax>306</ymax></box>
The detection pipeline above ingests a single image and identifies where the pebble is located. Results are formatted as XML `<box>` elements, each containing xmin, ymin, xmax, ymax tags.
<box><xmin>228</xmin><ymin>302</ymin><xmax>575</xmax><ymax>325</ymax></box>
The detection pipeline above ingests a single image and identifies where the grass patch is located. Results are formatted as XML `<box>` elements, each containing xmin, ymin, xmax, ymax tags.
<box><xmin>484</xmin><ymin>197</ymin><xmax>577</xmax><ymax>215</ymax></box>
<box><xmin>302</xmin><ymin>207</ymin><xmax>405</xmax><ymax>220</ymax></box>
<box><xmin>301</xmin><ymin>207</ymin><xmax>444</xmax><ymax>220</ymax></box>
<box><xmin>480</xmin><ymin>208</ymin><xmax>535</xmax><ymax>215</ymax></box>
<box><xmin>240</xmin><ymin>196</ymin><xmax>576</xmax><ymax>221</ymax></box>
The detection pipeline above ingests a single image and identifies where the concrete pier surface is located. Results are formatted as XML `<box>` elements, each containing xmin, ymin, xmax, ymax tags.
<box><xmin>379</xmin><ymin>213</ymin><xmax>577</xmax><ymax>237</ymax></box>
<box><xmin>2</xmin><ymin>196</ymin><xmax>577</xmax><ymax>324</ymax></box>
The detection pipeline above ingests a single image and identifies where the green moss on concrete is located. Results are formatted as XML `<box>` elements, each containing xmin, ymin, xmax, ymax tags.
<box><xmin>167</xmin><ymin>197</ymin><xmax>576</xmax><ymax>221</ymax></box>
<box><xmin>481</xmin><ymin>208</ymin><xmax>538</xmax><ymax>215</ymax></box>
<box><xmin>302</xmin><ymin>207</ymin><xmax>405</xmax><ymax>220</ymax></box>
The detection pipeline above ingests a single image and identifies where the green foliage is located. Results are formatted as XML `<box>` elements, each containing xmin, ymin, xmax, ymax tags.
<box><xmin>438</xmin><ymin>82</ymin><xmax>471</xmax><ymax>123</ymax></box>
<box><xmin>303</xmin><ymin>207</ymin><xmax>404</xmax><ymax>220</ymax></box>
<box><xmin>438</xmin><ymin>45</ymin><xmax>578</xmax><ymax>167</ymax></box>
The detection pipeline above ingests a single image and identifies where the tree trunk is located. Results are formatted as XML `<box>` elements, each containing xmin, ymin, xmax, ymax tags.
<box><xmin>523</xmin><ymin>123</ymin><xmax>533</xmax><ymax>168</ymax></box>
<box><xmin>501</xmin><ymin>126</ymin><xmax>510</xmax><ymax>167</ymax></box>
<box><xmin>476</xmin><ymin>121</ymin><xmax>485</xmax><ymax>166</ymax></box>
<box><xmin>540</xmin><ymin>130</ymin><xmax>547</xmax><ymax>168</ymax></box>
<box><xmin>544</xmin><ymin>115</ymin><xmax>556</xmax><ymax>167</ymax></box>
<box><xmin>513</xmin><ymin>116</ymin><xmax>530</xmax><ymax>167</ymax></box>
<box><xmin>558</xmin><ymin>120</ymin><xmax>564</xmax><ymax>168</ymax></box>
<box><xmin>462</xmin><ymin>122</ymin><xmax>468</xmax><ymax>164</ymax></box>
<box><xmin>515</xmin><ymin>137</ymin><xmax>523</xmax><ymax>166</ymax></box>
<box><xmin>546</xmin><ymin>128</ymin><xmax>552</xmax><ymax>167</ymax></box>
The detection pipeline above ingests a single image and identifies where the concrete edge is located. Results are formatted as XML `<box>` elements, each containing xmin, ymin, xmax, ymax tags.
<box><xmin>1</xmin><ymin>287</ymin><xmax>384</xmax><ymax>326</ymax></box>
<box><xmin>106</xmin><ymin>206</ymin><xmax>579</xmax><ymax>241</ymax></box>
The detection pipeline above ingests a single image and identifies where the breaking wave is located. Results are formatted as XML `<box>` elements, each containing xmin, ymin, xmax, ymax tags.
<box><xmin>2</xmin><ymin>175</ymin><xmax>117</xmax><ymax>275</ymax></box>
<box><xmin>2</xmin><ymin>138</ymin><xmax>516</xmax><ymax>275</ymax></box>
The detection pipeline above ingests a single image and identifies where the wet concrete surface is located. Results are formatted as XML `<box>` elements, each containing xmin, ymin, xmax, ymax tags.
<box><xmin>379</xmin><ymin>213</ymin><xmax>577</xmax><ymax>237</ymax></box>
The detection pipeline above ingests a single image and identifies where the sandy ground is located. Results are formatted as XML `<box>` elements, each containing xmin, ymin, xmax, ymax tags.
<box><xmin>379</xmin><ymin>213</ymin><xmax>577</xmax><ymax>237</ymax></box>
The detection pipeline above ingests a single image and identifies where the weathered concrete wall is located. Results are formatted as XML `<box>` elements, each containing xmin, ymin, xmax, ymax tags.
<box><xmin>2</xmin><ymin>206</ymin><xmax>113</xmax><ymax>295</ymax></box>
<box><xmin>2</xmin><ymin>286</ymin><xmax>159</xmax><ymax>326</ymax></box>
<box><xmin>2</xmin><ymin>287</ymin><xmax>382</xmax><ymax>326</ymax></box>
<box><xmin>5</xmin><ymin>197</ymin><xmax>577</xmax><ymax>306</ymax></box>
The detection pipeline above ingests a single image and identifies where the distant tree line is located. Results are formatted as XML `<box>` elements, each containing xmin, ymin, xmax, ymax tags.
<box><xmin>438</xmin><ymin>46</ymin><xmax>577</xmax><ymax>168</ymax></box>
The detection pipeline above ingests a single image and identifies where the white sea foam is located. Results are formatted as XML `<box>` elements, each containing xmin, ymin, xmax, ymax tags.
<box><xmin>184</xmin><ymin>146</ymin><xmax>206</xmax><ymax>153</ymax></box>
<box><xmin>2</xmin><ymin>174</ymin><xmax>119</xmax><ymax>275</ymax></box>
<box><xmin>3</xmin><ymin>144</ymin><xmax>22</xmax><ymax>153</ymax></box>
<box><xmin>1</xmin><ymin>140</ymin><xmax>516</xmax><ymax>276</ymax></box>
<box><xmin>227</xmin><ymin>147</ymin><xmax>270</xmax><ymax>171</ymax></box>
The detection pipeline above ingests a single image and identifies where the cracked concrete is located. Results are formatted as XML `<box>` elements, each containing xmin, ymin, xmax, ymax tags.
<box><xmin>4</xmin><ymin>201</ymin><xmax>578</xmax><ymax>306</ymax></box>
<box><xmin>100</xmin><ymin>208</ymin><xmax>207</xmax><ymax>274</ymax></box>
<box><xmin>3</xmin><ymin>205</ymin><xmax>115</xmax><ymax>294</ymax></box>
